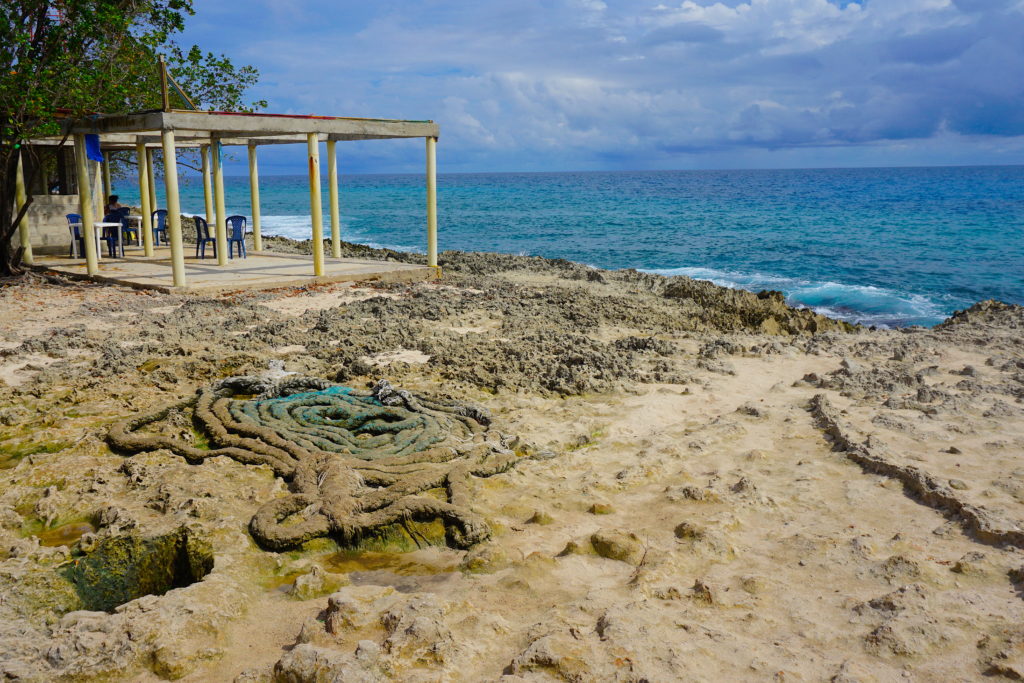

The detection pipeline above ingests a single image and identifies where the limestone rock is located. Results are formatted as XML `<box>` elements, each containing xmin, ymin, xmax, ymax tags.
<box><xmin>951</xmin><ymin>551</ymin><xmax>990</xmax><ymax>576</ymax></box>
<box><xmin>590</xmin><ymin>529</ymin><xmax>645</xmax><ymax>565</ymax></box>
<box><xmin>288</xmin><ymin>566</ymin><xmax>347</xmax><ymax>602</ymax></box>
<box><xmin>666</xmin><ymin>485</ymin><xmax>713</xmax><ymax>502</ymax></box>
<box><xmin>979</xmin><ymin>626</ymin><xmax>1024</xmax><ymax>679</ymax></box>
<box><xmin>840</xmin><ymin>357</ymin><xmax>864</xmax><ymax>374</ymax></box>
<box><xmin>527</xmin><ymin>510</ymin><xmax>554</xmax><ymax>525</ymax></box>
<box><xmin>459</xmin><ymin>543</ymin><xmax>509</xmax><ymax>573</ymax></box>
<box><xmin>877</xmin><ymin>554</ymin><xmax>922</xmax><ymax>583</ymax></box>
<box><xmin>290</xmin><ymin>566</ymin><xmax>326</xmax><ymax>600</ymax></box>
<box><xmin>273</xmin><ymin>643</ymin><xmax>377</xmax><ymax>683</ymax></box>
<box><xmin>322</xmin><ymin>586</ymin><xmax>397</xmax><ymax>636</ymax></box>
<box><xmin>507</xmin><ymin>633</ymin><xmax>600</xmax><ymax>681</ymax></box>
<box><xmin>381</xmin><ymin>595</ymin><xmax>454</xmax><ymax>665</ymax></box>
<box><xmin>691</xmin><ymin>579</ymin><xmax>715</xmax><ymax>604</ymax></box>
<box><xmin>736</xmin><ymin>402</ymin><xmax>768</xmax><ymax>418</ymax></box>
<box><xmin>740</xmin><ymin>575</ymin><xmax>766</xmax><ymax>595</ymax></box>
<box><xmin>557</xmin><ymin>539</ymin><xmax>594</xmax><ymax>558</ymax></box>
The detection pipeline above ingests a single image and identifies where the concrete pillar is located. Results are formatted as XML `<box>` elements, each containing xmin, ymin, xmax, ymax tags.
<box><xmin>136</xmin><ymin>140</ymin><xmax>154</xmax><ymax>257</ymax></box>
<box><xmin>200</xmin><ymin>145</ymin><xmax>214</xmax><ymax>228</ymax></box>
<box><xmin>307</xmin><ymin>134</ymin><xmax>324</xmax><ymax>276</ymax></box>
<box><xmin>327</xmin><ymin>139</ymin><xmax>341</xmax><ymax>258</ymax></box>
<box><xmin>102</xmin><ymin>151</ymin><xmax>113</xmax><ymax>201</ymax></box>
<box><xmin>145</xmin><ymin>148</ymin><xmax>157</xmax><ymax>211</ymax></box>
<box><xmin>161</xmin><ymin>130</ymin><xmax>186</xmax><ymax>288</ymax></box>
<box><xmin>426</xmin><ymin>136</ymin><xmax>438</xmax><ymax>268</ymax></box>
<box><xmin>14</xmin><ymin>149</ymin><xmax>33</xmax><ymax>266</ymax></box>
<box><xmin>248</xmin><ymin>142</ymin><xmax>263</xmax><ymax>252</ymax></box>
<box><xmin>211</xmin><ymin>137</ymin><xmax>228</xmax><ymax>266</ymax></box>
<box><xmin>73</xmin><ymin>134</ymin><xmax>99</xmax><ymax>274</ymax></box>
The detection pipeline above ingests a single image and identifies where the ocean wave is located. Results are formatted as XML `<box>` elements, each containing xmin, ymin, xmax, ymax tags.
<box><xmin>645</xmin><ymin>265</ymin><xmax>954</xmax><ymax>327</ymax></box>
<box><xmin>258</xmin><ymin>215</ymin><xmax>423</xmax><ymax>254</ymax></box>
<box><xmin>652</xmin><ymin>266</ymin><xmax>807</xmax><ymax>290</ymax></box>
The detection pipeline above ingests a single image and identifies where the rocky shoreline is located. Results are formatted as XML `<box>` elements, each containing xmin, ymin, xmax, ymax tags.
<box><xmin>0</xmin><ymin>244</ymin><xmax>1021</xmax><ymax>681</ymax></box>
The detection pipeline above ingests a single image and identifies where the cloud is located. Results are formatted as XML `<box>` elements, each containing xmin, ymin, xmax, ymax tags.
<box><xmin>180</xmin><ymin>0</ymin><xmax>1024</xmax><ymax>173</ymax></box>
<box><xmin>641</xmin><ymin>21</ymin><xmax>723</xmax><ymax>45</ymax></box>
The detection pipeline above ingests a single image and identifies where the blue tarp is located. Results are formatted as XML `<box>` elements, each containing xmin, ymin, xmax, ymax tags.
<box><xmin>84</xmin><ymin>134</ymin><xmax>103</xmax><ymax>162</ymax></box>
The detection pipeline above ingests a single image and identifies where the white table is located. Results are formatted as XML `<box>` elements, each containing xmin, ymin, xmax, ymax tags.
<box><xmin>69</xmin><ymin>222</ymin><xmax>124</xmax><ymax>259</ymax></box>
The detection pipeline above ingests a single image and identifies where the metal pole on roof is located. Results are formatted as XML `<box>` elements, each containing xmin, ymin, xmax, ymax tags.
<box><xmin>14</xmin><ymin>149</ymin><xmax>34</xmax><ymax>266</ymax></box>
<box><xmin>211</xmin><ymin>136</ymin><xmax>228</xmax><ymax>266</ymax></box>
<box><xmin>327</xmin><ymin>139</ymin><xmax>341</xmax><ymax>258</ymax></box>
<box><xmin>135</xmin><ymin>139</ymin><xmax>154</xmax><ymax>257</ymax></box>
<box><xmin>201</xmin><ymin>145</ymin><xmax>214</xmax><ymax>233</ymax></box>
<box><xmin>426</xmin><ymin>136</ymin><xmax>438</xmax><ymax>269</ymax></box>
<box><xmin>161</xmin><ymin>129</ymin><xmax>186</xmax><ymax>287</ymax></box>
<box><xmin>307</xmin><ymin>133</ymin><xmax>325</xmax><ymax>276</ymax></box>
<box><xmin>248</xmin><ymin>142</ymin><xmax>263</xmax><ymax>252</ymax></box>
<box><xmin>73</xmin><ymin>134</ymin><xmax>99</xmax><ymax>275</ymax></box>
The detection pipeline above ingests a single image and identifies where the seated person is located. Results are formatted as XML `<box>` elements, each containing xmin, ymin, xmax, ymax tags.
<box><xmin>104</xmin><ymin>194</ymin><xmax>122</xmax><ymax>216</ymax></box>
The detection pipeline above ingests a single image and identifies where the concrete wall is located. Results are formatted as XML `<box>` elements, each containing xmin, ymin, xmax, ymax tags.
<box><xmin>26</xmin><ymin>194</ymin><xmax>78</xmax><ymax>256</ymax></box>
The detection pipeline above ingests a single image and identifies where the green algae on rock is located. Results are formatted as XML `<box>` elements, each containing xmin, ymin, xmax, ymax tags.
<box><xmin>0</xmin><ymin>439</ymin><xmax>70</xmax><ymax>469</ymax></box>
<box><xmin>36</xmin><ymin>521</ymin><xmax>96</xmax><ymax>547</ymax></box>
<box><xmin>61</xmin><ymin>526</ymin><xmax>214</xmax><ymax>613</ymax></box>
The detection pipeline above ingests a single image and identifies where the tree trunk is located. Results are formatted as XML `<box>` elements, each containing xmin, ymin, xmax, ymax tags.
<box><xmin>0</xmin><ymin>147</ymin><xmax>20</xmax><ymax>277</ymax></box>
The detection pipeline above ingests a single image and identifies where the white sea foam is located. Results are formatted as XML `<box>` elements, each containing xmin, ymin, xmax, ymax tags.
<box><xmin>258</xmin><ymin>215</ymin><xmax>423</xmax><ymax>254</ymax></box>
<box><xmin>645</xmin><ymin>265</ymin><xmax>952</xmax><ymax>327</ymax></box>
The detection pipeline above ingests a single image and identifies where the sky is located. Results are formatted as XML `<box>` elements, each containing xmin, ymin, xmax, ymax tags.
<box><xmin>178</xmin><ymin>0</ymin><xmax>1024</xmax><ymax>175</ymax></box>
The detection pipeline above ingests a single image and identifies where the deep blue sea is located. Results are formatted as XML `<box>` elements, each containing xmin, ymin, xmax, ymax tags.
<box><xmin>119</xmin><ymin>166</ymin><xmax>1024</xmax><ymax>327</ymax></box>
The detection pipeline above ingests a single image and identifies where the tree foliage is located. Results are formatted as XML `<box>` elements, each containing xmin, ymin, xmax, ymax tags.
<box><xmin>0</xmin><ymin>0</ymin><xmax>264</xmax><ymax>275</ymax></box>
<box><xmin>167</xmin><ymin>44</ymin><xmax>266</xmax><ymax>113</ymax></box>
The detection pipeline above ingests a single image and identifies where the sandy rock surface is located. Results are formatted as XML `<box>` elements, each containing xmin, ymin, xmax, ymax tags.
<box><xmin>0</xmin><ymin>247</ymin><xmax>1021</xmax><ymax>681</ymax></box>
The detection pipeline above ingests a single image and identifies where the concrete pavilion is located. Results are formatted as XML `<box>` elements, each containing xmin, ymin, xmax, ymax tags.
<box><xmin>16</xmin><ymin>110</ymin><xmax>440</xmax><ymax>290</ymax></box>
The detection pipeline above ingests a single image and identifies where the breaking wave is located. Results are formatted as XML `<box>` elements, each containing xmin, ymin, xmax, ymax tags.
<box><xmin>257</xmin><ymin>215</ymin><xmax>422</xmax><ymax>254</ymax></box>
<box><xmin>646</xmin><ymin>266</ymin><xmax>959</xmax><ymax>328</ymax></box>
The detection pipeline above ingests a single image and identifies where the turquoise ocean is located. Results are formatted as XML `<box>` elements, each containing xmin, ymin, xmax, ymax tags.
<box><xmin>119</xmin><ymin>166</ymin><xmax>1024</xmax><ymax>328</ymax></box>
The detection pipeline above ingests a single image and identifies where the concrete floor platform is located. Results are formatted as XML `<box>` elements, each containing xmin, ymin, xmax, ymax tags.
<box><xmin>32</xmin><ymin>247</ymin><xmax>438</xmax><ymax>294</ymax></box>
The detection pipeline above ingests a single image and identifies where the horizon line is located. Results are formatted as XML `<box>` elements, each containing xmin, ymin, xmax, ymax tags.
<box><xmin>168</xmin><ymin>161</ymin><xmax>1024</xmax><ymax>179</ymax></box>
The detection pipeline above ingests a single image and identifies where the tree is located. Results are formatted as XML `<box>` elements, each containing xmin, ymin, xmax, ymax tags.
<box><xmin>0</xmin><ymin>1</ymin><xmax>265</xmax><ymax>275</ymax></box>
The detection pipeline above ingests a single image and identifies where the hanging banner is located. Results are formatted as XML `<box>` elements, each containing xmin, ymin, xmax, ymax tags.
<box><xmin>84</xmin><ymin>134</ymin><xmax>104</xmax><ymax>162</ymax></box>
